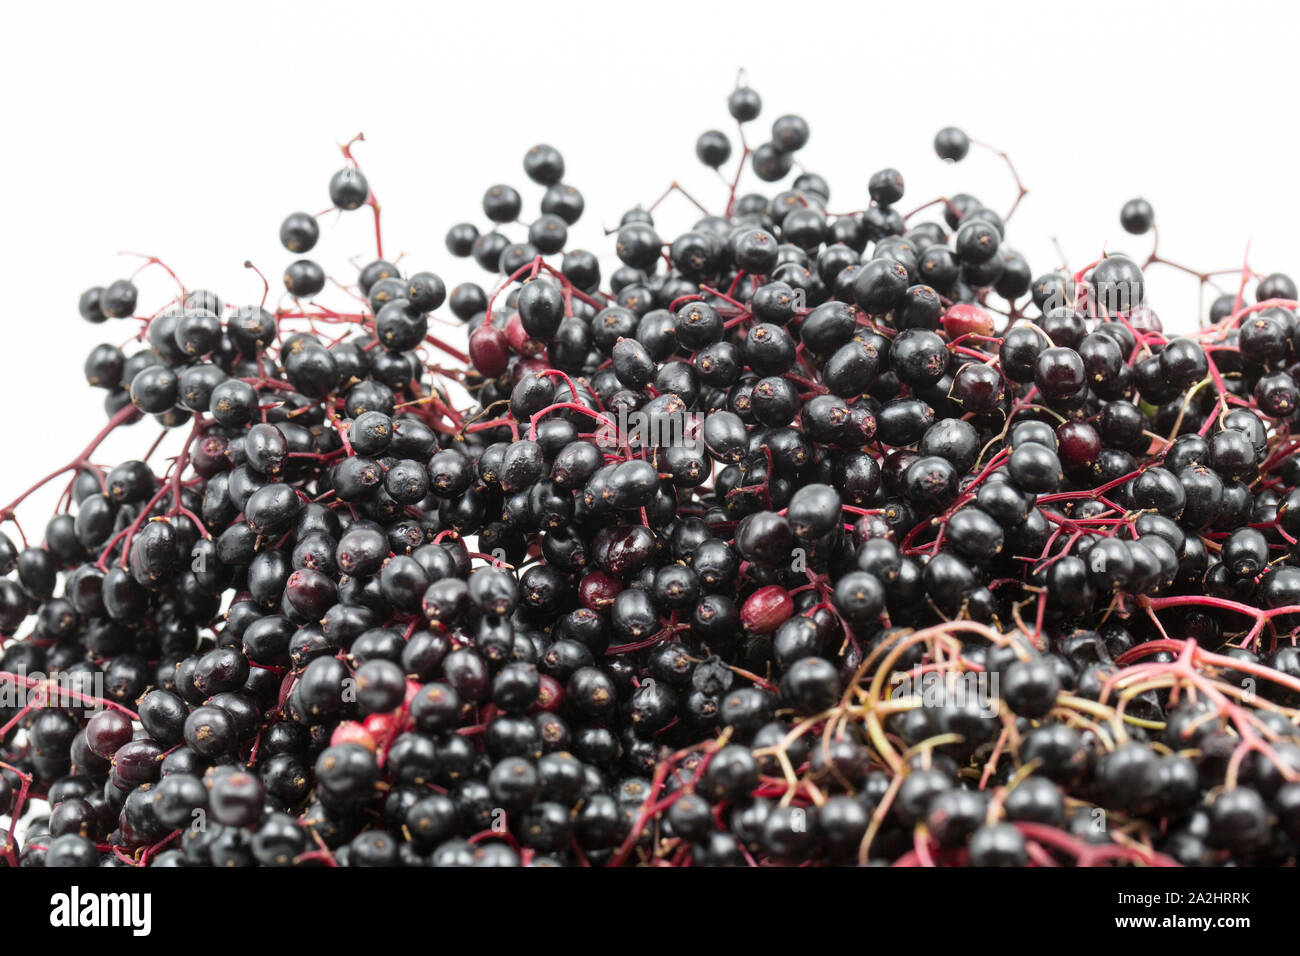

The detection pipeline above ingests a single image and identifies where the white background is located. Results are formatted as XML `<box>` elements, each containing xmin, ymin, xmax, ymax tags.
<box><xmin>0</xmin><ymin>0</ymin><xmax>1297</xmax><ymax>525</ymax></box>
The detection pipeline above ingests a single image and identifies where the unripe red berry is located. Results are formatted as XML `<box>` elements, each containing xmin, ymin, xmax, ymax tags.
<box><xmin>741</xmin><ymin>585</ymin><xmax>794</xmax><ymax>634</ymax></box>
<box><xmin>941</xmin><ymin>303</ymin><xmax>993</xmax><ymax>339</ymax></box>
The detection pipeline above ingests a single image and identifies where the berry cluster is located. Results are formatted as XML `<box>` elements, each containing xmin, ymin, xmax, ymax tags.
<box><xmin>4</xmin><ymin>82</ymin><xmax>1300</xmax><ymax>869</ymax></box>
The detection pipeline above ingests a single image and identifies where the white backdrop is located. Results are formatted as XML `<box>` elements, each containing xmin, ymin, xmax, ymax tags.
<box><xmin>1</xmin><ymin>0</ymin><xmax>1297</xmax><ymax>524</ymax></box>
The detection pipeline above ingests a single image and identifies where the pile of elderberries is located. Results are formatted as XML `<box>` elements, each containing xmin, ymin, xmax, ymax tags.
<box><xmin>3</xmin><ymin>80</ymin><xmax>1300</xmax><ymax>869</ymax></box>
